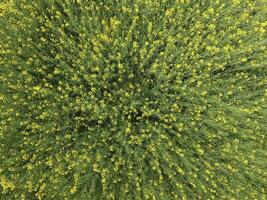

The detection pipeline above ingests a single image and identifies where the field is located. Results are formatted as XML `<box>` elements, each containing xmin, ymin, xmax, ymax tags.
<box><xmin>0</xmin><ymin>0</ymin><xmax>266</xmax><ymax>199</ymax></box>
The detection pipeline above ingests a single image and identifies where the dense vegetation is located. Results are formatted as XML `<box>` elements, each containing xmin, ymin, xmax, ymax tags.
<box><xmin>0</xmin><ymin>0</ymin><xmax>266</xmax><ymax>199</ymax></box>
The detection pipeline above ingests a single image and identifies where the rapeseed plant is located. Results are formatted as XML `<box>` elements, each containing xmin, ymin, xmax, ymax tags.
<box><xmin>0</xmin><ymin>0</ymin><xmax>266</xmax><ymax>199</ymax></box>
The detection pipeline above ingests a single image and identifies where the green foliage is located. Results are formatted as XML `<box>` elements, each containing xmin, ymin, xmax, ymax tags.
<box><xmin>0</xmin><ymin>0</ymin><xmax>266</xmax><ymax>199</ymax></box>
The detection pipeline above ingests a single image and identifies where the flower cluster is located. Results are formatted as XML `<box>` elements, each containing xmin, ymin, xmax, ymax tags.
<box><xmin>0</xmin><ymin>0</ymin><xmax>266</xmax><ymax>199</ymax></box>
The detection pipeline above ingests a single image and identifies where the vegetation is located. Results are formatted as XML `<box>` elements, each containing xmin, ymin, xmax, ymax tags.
<box><xmin>0</xmin><ymin>0</ymin><xmax>266</xmax><ymax>199</ymax></box>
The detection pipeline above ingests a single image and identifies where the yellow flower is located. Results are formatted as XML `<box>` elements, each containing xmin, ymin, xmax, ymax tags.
<box><xmin>70</xmin><ymin>186</ymin><xmax>77</xmax><ymax>194</ymax></box>
<box><xmin>0</xmin><ymin>176</ymin><xmax>15</xmax><ymax>193</ymax></box>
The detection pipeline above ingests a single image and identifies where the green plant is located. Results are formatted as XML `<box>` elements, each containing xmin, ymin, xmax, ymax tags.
<box><xmin>0</xmin><ymin>0</ymin><xmax>266</xmax><ymax>199</ymax></box>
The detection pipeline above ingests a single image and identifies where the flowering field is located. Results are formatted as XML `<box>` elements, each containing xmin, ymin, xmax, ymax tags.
<box><xmin>0</xmin><ymin>0</ymin><xmax>266</xmax><ymax>199</ymax></box>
